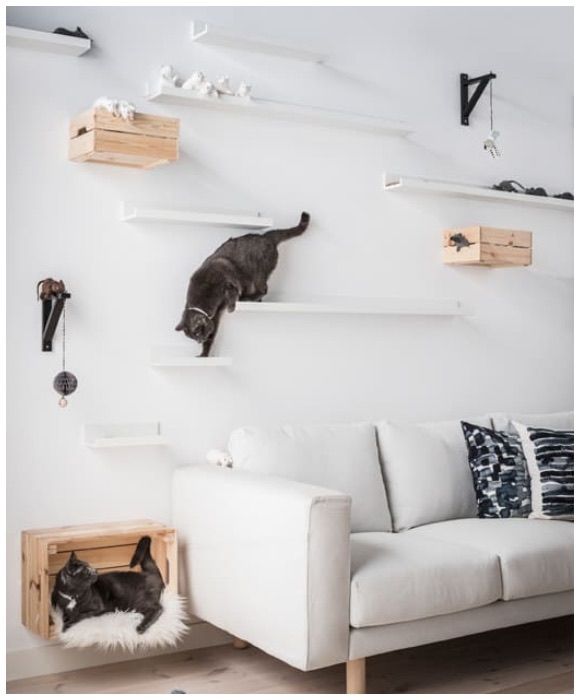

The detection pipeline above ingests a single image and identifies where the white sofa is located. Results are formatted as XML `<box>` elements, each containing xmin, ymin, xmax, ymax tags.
<box><xmin>172</xmin><ymin>411</ymin><xmax>573</xmax><ymax>693</ymax></box>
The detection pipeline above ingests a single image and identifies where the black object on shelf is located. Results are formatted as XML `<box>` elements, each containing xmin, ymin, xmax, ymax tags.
<box><xmin>460</xmin><ymin>72</ymin><xmax>497</xmax><ymax>126</ymax></box>
<box><xmin>554</xmin><ymin>192</ymin><xmax>574</xmax><ymax>200</ymax></box>
<box><xmin>53</xmin><ymin>26</ymin><xmax>90</xmax><ymax>40</ymax></box>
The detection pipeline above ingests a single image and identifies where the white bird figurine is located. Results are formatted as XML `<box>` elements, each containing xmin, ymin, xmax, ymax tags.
<box><xmin>236</xmin><ymin>81</ymin><xmax>252</xmax><ymax>99</ymax></box>
<box><xmin>182</xmin><ymin>70</ymin><xmax>205</xmax><ymax>90</ymax></box>
<box><xmin>216</xmin><ymin>76</ymin><xmax>234</xmax><ymax>96</ymax></box>
<box><xmin>159</xmin><ymin>64</ymin><xmax>180</xmax><ymax>88</ymax></box>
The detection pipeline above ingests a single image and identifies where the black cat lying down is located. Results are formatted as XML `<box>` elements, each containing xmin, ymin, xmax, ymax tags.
<box><xmin>51</xmin><ymin>536</ymin><xmax>164</xmax><ymax>633</ymax></box>
<box><xmin>176</xmin><ymin>211</ymin><xmax>310</xmax><ymax>356</ymax></box>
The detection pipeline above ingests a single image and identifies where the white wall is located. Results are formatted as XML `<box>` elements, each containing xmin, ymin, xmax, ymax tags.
<box><xmin>7</xmin><ymin>5</ymin><xmax>573</xmax><ymax>667</ymax></box>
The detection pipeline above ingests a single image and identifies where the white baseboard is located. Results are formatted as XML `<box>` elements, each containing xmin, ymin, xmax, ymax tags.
<box><xmin>7</xmin><ymin>621</ymin><xmax>231</xmax><ymax>682</ymax></box>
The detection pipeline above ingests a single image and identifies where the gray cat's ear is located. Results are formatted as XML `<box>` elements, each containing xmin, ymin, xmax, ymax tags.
<box><xmin>175</xmin><ymin>317</ymin><xmax>185</xmax><ymax>331</ymax></box>
<box><xmin>69</xmin><ymin>551</ymin><xmax>78</xmax><ymax>563</ymax></box>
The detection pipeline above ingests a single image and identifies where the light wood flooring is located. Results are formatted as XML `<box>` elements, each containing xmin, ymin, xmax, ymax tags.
<box><xmin>7</xmin><ymin>616</ymin><xmax>573</xmax><ymax>694</ymax></box>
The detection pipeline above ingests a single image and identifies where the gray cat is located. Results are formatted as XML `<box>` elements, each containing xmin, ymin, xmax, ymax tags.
<box><xmin>176</xmin><ymin>212</ymin><xmax>310</xmax><ymax>356</ymax></box>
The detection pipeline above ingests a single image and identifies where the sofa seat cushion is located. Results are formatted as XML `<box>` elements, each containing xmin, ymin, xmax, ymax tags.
<box><xmin>350</xmin><ymin>532</ymin><xmax>501</xmax><ymax>628</ymax></box>
<box><xmin>407</xmin><ymin>518</ymin><xmax>573</xmax><ymax>601</ymax></box>
<box><xmin>228</xmin><ymin>422</ymin><xmax>392</xmax><ymax>533</ymax></box>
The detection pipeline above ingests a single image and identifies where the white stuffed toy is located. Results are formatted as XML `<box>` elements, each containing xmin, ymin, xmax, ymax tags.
<box><xmin>216</xmin><ymin>76</ymin><xmax>235</xmax><ymax>96</ymax></box>
<box><xmin>94</xmin><ymin>96</ymin><xmax>136</xmax><ymax>121</ymax></box>
<box><xmin>160</xmin><ymin>64</ymin><xmax>180</xmax><ymax>88</ymax></box>
<box><xmin>206</xmin><ymin>449</ymin><xmax>233</xmax><ymax>467</ymax></box>
<box><xmin>236</xmin><ymin>81</ymin><xmax>252</xmax><ymax>99</ymax></box>
<box><xmin>182</xmin><ymin>70</ymin><xmax>205</xmax><ymax>90</ymax></box>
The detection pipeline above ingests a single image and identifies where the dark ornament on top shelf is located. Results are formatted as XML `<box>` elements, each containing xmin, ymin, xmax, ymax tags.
<box><xmin>493</xmin><ymin>180</ymin><xmax>573</xmax><ymax>201</ymax></box>
<box><xmin>53</xmin><ymin>26</ymin><xmax>90</xmax><ymax>40</ymax></box>
<box><xmin>554</xmin><ymin>192</ymin><xmax>574</xmax><ymax>200</ymax></box>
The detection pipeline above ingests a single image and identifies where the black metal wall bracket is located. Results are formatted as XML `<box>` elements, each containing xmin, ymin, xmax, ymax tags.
<box><xmin>42</xmin><ymin>292</ymin><xmax>70</xmax><ymax>352</ymax></box>
<box><xmin>460</xmin><ymin>72</ymin><xmax>496</xmax><ymax>125</ymax></box>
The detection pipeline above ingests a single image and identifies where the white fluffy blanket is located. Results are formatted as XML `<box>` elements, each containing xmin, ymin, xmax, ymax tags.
<box><xmin>52</xmin><ymin>590</ymin><xmax>189</xmax><ymax>652</ymax></box>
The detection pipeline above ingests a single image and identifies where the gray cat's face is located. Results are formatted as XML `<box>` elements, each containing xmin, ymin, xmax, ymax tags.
<box><xmin>61</xmin><ymin>552</ymin><xmax>98</xmax><ymax>591</ymax></box>
<box><xmin>175</xmin><ymin>310</ymin><xmax>214</xmax><ymax>343</ymax></box>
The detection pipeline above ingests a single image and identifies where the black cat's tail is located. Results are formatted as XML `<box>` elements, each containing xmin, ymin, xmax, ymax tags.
<box><xmin>265</xmin><ymin>211</ymin><xmax>310</xmax><ymax>245</ymax></box>
<box><xmin>130</xmin><ymin>536</ymin><xmax>162</xmax><ymax>578</ymax></box>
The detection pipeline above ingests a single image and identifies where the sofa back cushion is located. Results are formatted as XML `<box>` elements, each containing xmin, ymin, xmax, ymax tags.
<box><xmin>228</xmin><ymin>422</ymin><xmax>392</xmax><ymax>533</ymax></box>
<box><xmin>491</xmin><ymin>411</ymin><xmax>573</xmax><ymax>434</ymax></box>
<box><xmin>376</xmin><ymin>416</ymin><xmax>492</xmax><ymax>532</ymax></box>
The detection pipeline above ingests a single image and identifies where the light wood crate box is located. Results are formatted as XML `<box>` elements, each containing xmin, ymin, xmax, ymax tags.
<box><xmin>22</xmin><ymin>519</ymin><xmax>177</xmax><ymax>639</ymax></box>
<box><xmin>69</xmin><ymin>108</ymin><xmax>179</xmax><ymax>169</ymax></box>
<box><xmin>443</xmin><ymin>226</ymin><xmax>532</xmax><ymax>267</ymax></box>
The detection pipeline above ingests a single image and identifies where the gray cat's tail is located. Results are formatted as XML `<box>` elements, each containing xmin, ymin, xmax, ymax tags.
<box><xmin>265</xmin><ymin>211</ymin><xmax>310</xmax><ymax>245</ymax></box>
<box><xmin>130</xmin><ymin>536</ymin><xmax>162</xmax><ymax>579</ymax></box>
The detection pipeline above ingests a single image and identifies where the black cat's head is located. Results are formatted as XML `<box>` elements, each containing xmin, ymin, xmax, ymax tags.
<box><xmin>58</xmin><ymin>551</ymin><xmax>98</xmax><ymax>592</ymax></box>
<box><xmin>175</xmin><ymin>309</ymin><xmax>215</xmax><ymax>344</ymax></box>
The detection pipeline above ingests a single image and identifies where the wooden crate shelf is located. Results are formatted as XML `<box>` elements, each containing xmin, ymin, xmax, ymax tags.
<box><xmin>22</xmin><ymin>520</ymin><xmax>177</xmax><ymax>639</ymax></box>
<box><xmin>443</xmin><ymin>226</ymin><xmax>532</xmax><ymax>267</ymax></box>
<box><xmin>69</xmin><ymin>108</ymin><xmax>179</xmax><ymax>169</ymax></box>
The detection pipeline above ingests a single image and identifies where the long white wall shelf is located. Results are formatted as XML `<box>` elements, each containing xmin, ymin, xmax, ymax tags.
<box><xmin>190</xmin><ymin>20</ymin><xmax>327</xmax><ymax>64</ymax></box>
<box><xmin>236</xmin><ymin>299</ymin><xmax>463</xmax><ymax>316</ymax></box>
<box><xmin>121</xmin><ymin>203</ymin><xmax>273</xmax><ymax>230</ymax></box>
<box><xmin>7</xmin><ymin>26</ymin><xmax>91</xmax><ymax>56</ymax></box>
<box><xmin>147</xmin><ymin>86</ymin><xmax>411</xmax><ymax>136</ymax></box>
<box><xmin>150</xmin><ymin>347</ymin><xmax>232</xmax><ymax>367</ymax></box>
<box><xmin>384</xmin><ymin>175</ymin><xmax>574</xmax><ymax>212</ymax></box>
<box><xmin>83</xmin><ymin>422</ymin><xmax>166</xmax><ymax>448</ymax></box>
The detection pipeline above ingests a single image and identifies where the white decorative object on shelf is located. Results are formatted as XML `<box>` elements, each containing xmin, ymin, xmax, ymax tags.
<box><xmin>182</xmin><ymin>70</ymin><xmax>205</xmax><ymax>90</ymax></box>
<box><xmin>7</xmin><ymin>25</ymin><xmax>91</xmax><ymax>56</ymax></box>
<box><xmin>236</xmin><ymin>298</ymin><xmax>464</xmax><ymax>316</ymax></box>
<box><xmin>236</xmin><ymin>81</ymin><xmax>252</xmax><ymax>98</ymax></box>
<box><xmin>384</xmin><ymin>175</ymin><xmax>574</xmax><ymax>211</ymax></box>
<box><xmin>93</xmin><ymin>96</ymin><xmax>136</xmax><ymax>121</ymax></box>
<box><xmin>83</xmin><ymin>422</ymin><xmax>166</xmax><ymax>448</ymax></box>
<box><xmin>121</xmin><ymin>203</ymin><xmax>273</xmax><ymax>229</ymax></box>
<box><xmin>147</xmin><ymin>86</ymin><xmax>411</xmax><ymax>136</ymax></box>
<box><xmin>150</xmin><ymin>347</ymin><xmax>232</xmax><ymax>367</ymax></box>
<box><xmin>206</xmin><ymin>449</ymin><xmax>233</xmax><ymax>467</ymax></box>
<box><xmin>160</xmin><ymin>64</ymin><xmax>180</xmax><ymax>88</ymax></box>
<box><xmin>190</xmin><ymin>20</ymin><xmax>328</xmax><ymax>64</ymax></box>
<box><xmin>216</xmin><ymin>76</ymin><xmax>235</xmax><ymax>96</ymax></box>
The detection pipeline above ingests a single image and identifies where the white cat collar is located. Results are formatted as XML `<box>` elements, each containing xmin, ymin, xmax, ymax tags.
<box><xmin>186</xmin><ymin>306</ymin><xmax>212</xmax><ymax>320</ymax></box>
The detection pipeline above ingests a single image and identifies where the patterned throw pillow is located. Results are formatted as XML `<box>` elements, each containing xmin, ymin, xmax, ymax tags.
<box><xmin>461</xmin><ymin>422</ymin><xmax>531</xmax><ymax>518</ymax></box>
<box><xmin>514</xmin><ymin>423</ymin><xmax>574</xmax><ymax>521</ymax></box>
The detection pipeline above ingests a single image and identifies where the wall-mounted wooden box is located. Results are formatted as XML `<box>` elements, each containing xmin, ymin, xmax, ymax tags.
<box><xmin>22</xmin><ymin>519</ymin><xmax>177</xmax><ymax>639</ymax></box>
<box><xmin>443</xmin><ymin>226</ymin><xmax>532</xmax><ymax>267</ymax></box>
<box><xmin>69</xmin><ymin>108</ymin><xmax>179</xmax><ymax>169</ymax></box>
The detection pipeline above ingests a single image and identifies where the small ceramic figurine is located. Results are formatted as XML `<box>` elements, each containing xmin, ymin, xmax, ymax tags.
<box><xmin>216</xmin><ymin>76</ymin><xmax>235</xmax><ymax>96</ymax></box>
<box><xmin>206</xmin><ymin>450</ymin><xmax>233</xmax><ymax>468</ymax></box>
<box><xmin>483</xmin><ymin>129</ymin><xmax>501</xmax><ymax>158</ymax></box>
<box><xmin>160</xmin><ymin>65</ymin><xmax>180</xmax><ymax>88</ymax></box>
<box><xmin>236</xmin><ymin>81</ymin><xmax>252</xmax><ymax>98</ymax></box>
<box><xmin>93</xmin><ymin>97</ymin><xmax>135</xmax><ymax>121</ymax></box>
<box><xmin>182</xmin><ymin>70</ymin><xmax>205</xmax><ymax>90</ymax></box>
<box><xmin>198</xmin><ymin>80</ymin><xmax>218</xmax><ymax>99</ymax></box>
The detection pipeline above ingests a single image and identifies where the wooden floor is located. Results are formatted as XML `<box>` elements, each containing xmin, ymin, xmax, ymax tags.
<box><xmin>7</xmin><ymin>617</ymin><xmax>573</xmax><ymax>694</ymax></box>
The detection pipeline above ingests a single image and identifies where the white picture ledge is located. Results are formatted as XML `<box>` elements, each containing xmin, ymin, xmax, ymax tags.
<box><xmin>121</xmin><ymin>203</ymin><xmax>273</xmax><ymax>230</ymax></box>
<box><xmin>150</xmin><ymin>347</ymin><xmax>233</xmax><ymax>367</ymax></box>
<box><xmin>190</xmin><ymin>20</ymin><xmax>327</xmax><ymax>64</ymax></box>
<box><xmin>147</xmin><ymin>86</ymin><xmax>412</xmax><ymax>137</ymax></box>
<box><xmin>7</xmin><ymin>26</ymin><xmax>91</xmax><ymax>56</ymax></box>
<box><xmin>384</xmin><ymin>175</ymin><xmax>574</xmax><ymax>211</ymax></box>
<box><xmin>236</xmin><ymin>299</ymin><xmax>464</xmax><ymax>316</ymax></box>
<box><xmin>83</xmin><ymin>422</ymin><xmax>166</xmax><ymax>448</ymax></box>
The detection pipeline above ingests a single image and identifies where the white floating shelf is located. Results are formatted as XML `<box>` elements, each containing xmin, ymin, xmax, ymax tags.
<box><xmin>83</xmin><ymin>422</ymin><xmax>166</xmax><ymax>449</ymax></box>
<box><xmin>190</xmin><ymin>20</ymin><xmax>327</xmax><ymax>64</ymax></box>
<box><xmin>384</xmin><ymin>175</ymin><xmax>574</xmax><ymax>211</ymax></box>
<box><xmin>236</xmin><ymin>299</ymin><xmax>463</xmax><ymax>316</ymax></box>
<box><xmin>121</xmin><ymin>203</ymin><xmax>273</xmax><ymax>230</ymax></box>
<box><xmin>150</xmin><ymin>347</ymin><xmax>232</xmax><ymax>367</ymax></box>
<box><xmin>7</xmin><ymin>26</ymin><xmax>91</xmax><ymax>56</ymax></box>
<box><xmin>147</xmin><ymin>86</ymin><xmax>411</xmax><ymax>136</ymax></box>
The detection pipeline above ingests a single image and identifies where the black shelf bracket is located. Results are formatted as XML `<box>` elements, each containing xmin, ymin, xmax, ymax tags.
<box><xmin>41</xmin><ymin>292</ymin><xmax>70</xmax><ymax>352</ymax></box>
<box><xmin>460</xmin><ymin>72</ymin><xmax>496</xmax><ymax>126</ymax></box>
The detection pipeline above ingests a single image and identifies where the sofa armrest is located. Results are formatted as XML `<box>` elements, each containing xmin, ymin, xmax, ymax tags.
<box><xmin>172</xmin><ymin>465</ymin><xmax>351</xmax><ymax>671</ymax></box>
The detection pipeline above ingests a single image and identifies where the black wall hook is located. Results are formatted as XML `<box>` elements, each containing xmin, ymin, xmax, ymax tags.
<box><xmin>460</xmin><ymin>72</ymin><xmax>497</xmax><ymax>126</ymax></box>
<box><xmin>37</xmin><ymin>279</ymin><xmax>70</xmax><ymax>352</ymax></box>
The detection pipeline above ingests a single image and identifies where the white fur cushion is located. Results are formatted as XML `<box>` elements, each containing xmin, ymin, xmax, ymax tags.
<box><xmin>228</xmin><ymin>422</ymin><xmax>392</xmax><ymax>533</ymax></box>
<box><xmin>376</xmin><ymin>416</ymin><xmax>492</xmax><ymax>532</ymax></box>
<box><xmin>491</xmin><ymin>411</ymin><xmax>573</xmax><ymax>434</ymax></box>
<box><xmin>53</xmin><ymin>590</ymin><xmax>189</xmax><ymax>651</ymax></box>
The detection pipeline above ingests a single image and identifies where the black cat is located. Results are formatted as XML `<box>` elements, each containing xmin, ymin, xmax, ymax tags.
<box><xmin>175</xmin><ymin>211</ymin><xmax>310</xmax><ymax>356</ymax></box>
<box><xmin>51</xmin><ymin>536</ymin><xmax>165</xmax><ymax>633</ymax></box>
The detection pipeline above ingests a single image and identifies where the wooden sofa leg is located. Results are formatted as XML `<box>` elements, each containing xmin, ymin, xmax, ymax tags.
<box><xmin>233</xmin><ymin>637</ymin><xmax>249</xmax><ymax>649</ymax></box>
<box><xmin>346</xmin><ymin>658</ymin><xmax>366</xmax><ymax>694</ymax></box>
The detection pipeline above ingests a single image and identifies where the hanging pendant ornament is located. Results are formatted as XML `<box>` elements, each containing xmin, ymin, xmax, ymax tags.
<box><xmin>483</xmin><ymin>78</ymin><xmax>501</xmax><ymax>159</ymax></box>
<box><xmin>53</xmin><ymin>300</ymin><xmax>78</xmax><ymax>407</ymax></box>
